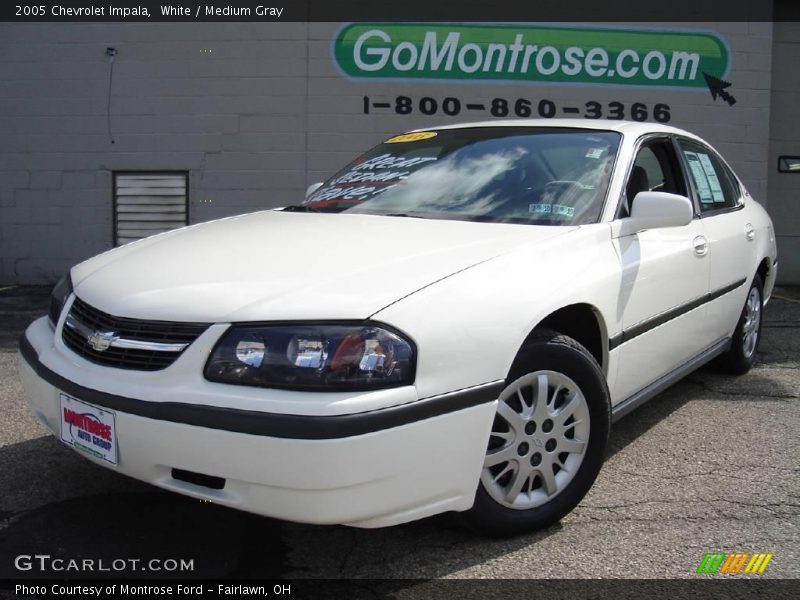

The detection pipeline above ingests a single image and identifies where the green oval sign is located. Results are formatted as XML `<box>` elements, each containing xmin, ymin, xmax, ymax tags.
<box><xmin>334</xmin><ymin>23</ymin><xmax>729</xmax><ymax>89</ymax></box>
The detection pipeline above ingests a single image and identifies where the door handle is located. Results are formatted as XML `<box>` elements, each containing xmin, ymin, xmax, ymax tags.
<box><xmin>692</xmin><ymin>235</ymin><xmax>708</xmax><ymax>257</ymax></box>
<box><xmin>745</xmin><ymin>223</ymin><xmax>756</xmax><ymax>241</ymax></box>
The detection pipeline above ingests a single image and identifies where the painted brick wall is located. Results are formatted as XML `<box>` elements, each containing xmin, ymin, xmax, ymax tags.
<box><xmin>767</xmin><ymin>20</ymin><xmax>800</xmax><ymax>283</ymax></box>
<box><xmin>0</xmin><ymin>22</ymin><xmax>775</xmax><ymax>283</ymax></box>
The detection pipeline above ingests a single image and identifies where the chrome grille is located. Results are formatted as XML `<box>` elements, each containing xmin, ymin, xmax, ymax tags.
<box><xmin>62</xmin><ymin>296</ymin><xmax>210</xmax><ymax>371</ymax></box>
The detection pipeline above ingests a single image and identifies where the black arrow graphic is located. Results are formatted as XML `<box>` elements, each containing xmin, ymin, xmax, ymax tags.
<box><xmin>703</xmin><ymin>72</ymin><xmax>737</xmax><ymax>106</ymax></box>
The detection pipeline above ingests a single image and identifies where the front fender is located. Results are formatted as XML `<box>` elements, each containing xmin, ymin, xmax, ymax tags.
<box><xmin>374</xmin><ymin>224</ymin><xmax>622</xmax><ymax>400</ymax></box>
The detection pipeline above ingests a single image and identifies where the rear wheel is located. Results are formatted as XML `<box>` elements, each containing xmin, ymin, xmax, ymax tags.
<box><xmin>461</xmin><ymin>330</ymin><xmax>610</xmax><ymax>537</ymax></box>
<box><xmin>716</xmin><ymin>275</ymin><xmax>763</xmax><ymax>375</ymax></box>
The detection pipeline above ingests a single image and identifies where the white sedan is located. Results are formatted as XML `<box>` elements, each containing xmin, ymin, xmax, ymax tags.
<box><xmin>19</xmin><ymin>120</ymin><xmax>777</xmax><ymax>536</ymax></box>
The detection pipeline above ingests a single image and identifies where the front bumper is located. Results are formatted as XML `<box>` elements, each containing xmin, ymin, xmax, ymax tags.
<box><xmin>19</xmin><ymin>316</ymin><xmax>500</xmax><ymax>528</ymax></box>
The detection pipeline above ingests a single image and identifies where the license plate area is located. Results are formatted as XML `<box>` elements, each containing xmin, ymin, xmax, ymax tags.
<box><xmin>59</xmin><ymin>393</ymin><xmax>118</xmax><ymax>465</ymax></box>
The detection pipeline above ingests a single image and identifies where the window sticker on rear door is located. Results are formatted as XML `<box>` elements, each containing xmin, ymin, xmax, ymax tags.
<box><xmin>683</xmin><ymin>151</ymin><xmax>714</xmax><ymax>204</ymax></box>
<box><xmin>697</xmin><ymin>153</ymin><xmax>725</xmax><ymax>202</ymax></box>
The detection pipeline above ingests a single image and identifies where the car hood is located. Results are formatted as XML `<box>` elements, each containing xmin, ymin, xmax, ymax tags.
<box><xmin>72</xmin><ymin>211</ymin><xmax>576</xmax><ymax>322</ymax></box>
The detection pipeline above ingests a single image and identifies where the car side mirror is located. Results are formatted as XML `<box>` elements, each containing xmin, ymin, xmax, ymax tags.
<box><xmin>620</xmin><ymin>191</ymin><xmax>694</xmax><ymax>235</ymax></box>
<box><xmin>305</xmin><ymin>182</ymin><xmax>323</xmax><ymax>199</ymax></box>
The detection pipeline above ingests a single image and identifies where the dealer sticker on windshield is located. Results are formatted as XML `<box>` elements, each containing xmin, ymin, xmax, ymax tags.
<box><xmin>59</xmin><ymin>393</ymin><xmax>118</xmax><ymax>465</ymax></box>
<box><xmin>529</xmin><ymin>203</ymin><xmax>575</xmax><ymax>217</ymax></box>
<box><xmin>385</xmin><ymin>131</ymin><xmax>437</xmax><ymax>143</ymax></box>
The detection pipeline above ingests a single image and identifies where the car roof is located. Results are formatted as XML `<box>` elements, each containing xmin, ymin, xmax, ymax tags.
<box><xmin>410</xmin><ymin>119</ymin><xmax>701</xmax><ymax>140</ymax></box>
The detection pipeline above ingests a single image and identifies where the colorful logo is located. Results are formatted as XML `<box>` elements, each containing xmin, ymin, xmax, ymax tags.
<box><xmin>697</xmin><ymin>552</ymin><xmax>774</xmax><ymax>575</ymax></box>
<box><xmin>334</xmin><ymin>23</ymin><xmax>729</xmax><ymax>90</ymax></box>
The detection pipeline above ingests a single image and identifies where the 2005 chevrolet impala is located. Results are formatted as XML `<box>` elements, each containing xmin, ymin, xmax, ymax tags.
<box><xmin>19</xmin><ymin>120</ymin><xmax>777</xmax><ymax>536</ymax></box>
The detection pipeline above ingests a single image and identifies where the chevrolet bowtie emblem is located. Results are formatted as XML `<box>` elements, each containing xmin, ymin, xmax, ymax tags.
<box><xmin>87</xmin><ymin>330</ymin><xmax>118</xmax><ymax>352</ymax></box>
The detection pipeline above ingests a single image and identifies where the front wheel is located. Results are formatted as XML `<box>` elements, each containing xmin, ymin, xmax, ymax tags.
<box><xmin>461</xmin><ymin>330</ymin><xmax>610</xmax><ymax>537</ymax></box>
<box><xmin>716</xmin><ymin>275</ymin><xmax>763</xmax><ymax>375</ymax></box>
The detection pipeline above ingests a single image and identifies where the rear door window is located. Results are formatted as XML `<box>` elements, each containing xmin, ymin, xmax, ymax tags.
<box><xmin>677</xmin><ymin>141</ymin><xmax>740</xmax><ymax>213</ymax></box>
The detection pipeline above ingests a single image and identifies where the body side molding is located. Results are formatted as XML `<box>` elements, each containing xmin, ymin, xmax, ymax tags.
<box><xmin>609</xmin><ymin>278</ymin><xmax>746</xmax><ymax>351</ymax></box>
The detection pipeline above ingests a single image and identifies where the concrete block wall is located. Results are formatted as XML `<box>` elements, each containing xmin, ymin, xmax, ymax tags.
<box><xmin>767</xmin><ymin>20</ymin><xmax>800</xmax><ymax>283</ymax></box>
<box><xmin>0</xmin><ymin>21</ymin><xmax>776</xmax><ymax>283</ymax></box>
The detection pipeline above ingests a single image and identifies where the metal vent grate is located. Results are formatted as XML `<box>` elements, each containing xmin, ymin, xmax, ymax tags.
<box><xmin>114</xmin><ymin>173</ymin><xmax>188</xmax><ymax>246</ymax></box>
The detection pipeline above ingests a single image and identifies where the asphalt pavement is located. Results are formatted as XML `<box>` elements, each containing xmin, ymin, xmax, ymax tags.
<box><xmin>0</xmin><ymin>284</ymin><xmax>797</xmax><ymax>583</ymax></box>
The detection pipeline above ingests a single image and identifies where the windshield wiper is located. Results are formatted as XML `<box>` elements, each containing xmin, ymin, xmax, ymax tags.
<box><xmin>281</xmin><ymin>204</ymin><xmax>320</xmax><ymax>212</ymax></box>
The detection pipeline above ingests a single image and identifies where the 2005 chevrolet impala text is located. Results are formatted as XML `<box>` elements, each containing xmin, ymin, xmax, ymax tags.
<box><xmin>18</xmin><ymin>120</ymin><xmax>777</xmax><ymax>536</ymax></box>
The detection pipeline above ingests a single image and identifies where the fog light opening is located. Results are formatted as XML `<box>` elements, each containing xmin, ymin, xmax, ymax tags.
<box><xmin>171</xmin><ymin>468</ymin><xmax>226</xmax><ymax>490</ymax></box>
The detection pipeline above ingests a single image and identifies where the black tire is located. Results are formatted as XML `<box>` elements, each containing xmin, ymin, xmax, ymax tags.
<box><xmin>460</xmin><ymin>329</ymin><xmax>611</xmax><ymax>537</ymax></box>
<box><xmin>716</xmin><ymin>275</ymin><xmax>764</xmax><ymax>375</ymax></box>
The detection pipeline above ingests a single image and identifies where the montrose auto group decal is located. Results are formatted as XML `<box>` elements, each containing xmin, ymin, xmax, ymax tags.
<box><xmin>333</xmin><ymin>23</ymin><xmax>737</xmax><ymax>123</ymax></box>
<box><xmin>60</xmin><ymin>394</ymin><xmax>118</xmax><ymax>465</ymax></box>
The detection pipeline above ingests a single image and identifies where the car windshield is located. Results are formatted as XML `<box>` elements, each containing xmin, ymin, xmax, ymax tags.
<box><xmin>300</xmin><ymin>127</ymin><xmax>621</xmax><ymax>225</ymax></box>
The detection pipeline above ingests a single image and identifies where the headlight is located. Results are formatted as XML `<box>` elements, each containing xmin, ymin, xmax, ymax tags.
<box><xmin>204</xmin><ymin>323</ymin><xmax>416</xmax><ymax>391</ymax></box>
<box><xmin>48</xmin><ymin>273</ymin><xmax>73</xmax><ymax>327</ymax></box>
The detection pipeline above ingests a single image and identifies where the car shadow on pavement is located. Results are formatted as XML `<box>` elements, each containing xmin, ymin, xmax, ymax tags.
<box><xmin>0</xmin><ymin>435</ymin><xmax>290</xmax><ymax>580</ymax></box>
<box><xmin>0</xmin><ymin>433</ymin><xmax>568</xmax><ymax>580</ymax></box>
<box><xmin>607</xmin><ymin>380</ymin><xmax>696</xmax><ymax>459</ymax></box>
